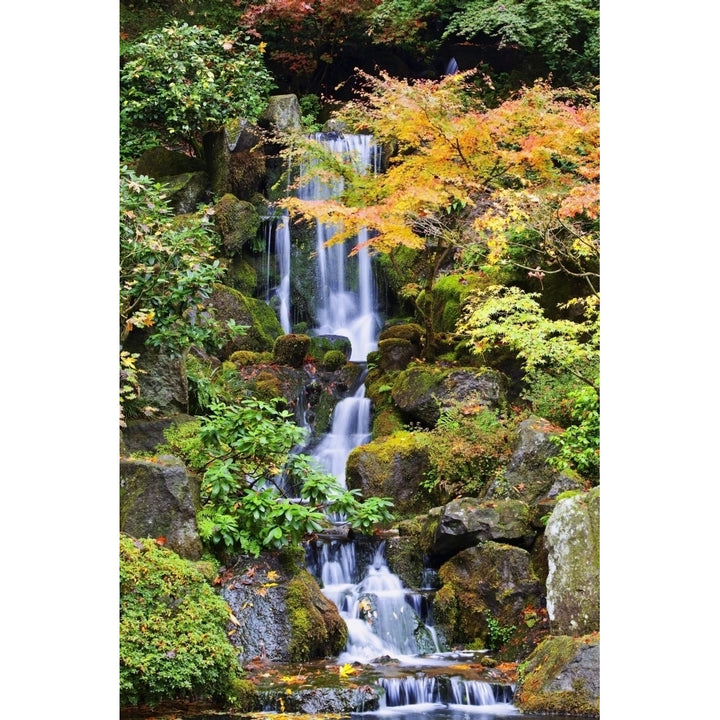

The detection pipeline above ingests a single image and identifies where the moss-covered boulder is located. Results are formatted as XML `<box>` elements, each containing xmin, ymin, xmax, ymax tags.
<box><xmin>514</xmin><ymin>634</ymin><xmax>599</xmax><ymax>716</ymax></box>
<box><xmin>544</xmin><ymin>487</ymin><xmax>600</xmax><ymax>636</ymax></box>
<box><xmin>429</xmin><ymin>498</ymin><xmax>536</xmax><ymax>565</ymax></box>
<box><xmin>135</xmin><ymin>146</ymin><xmax>205</xmax><ymax>178</ymax></box>
<box><xmin>273</xmin><ymin>333</ymin><xmax>312</xmax><ymax>367</ymax></box>
<box><xmin>434</xmin><ymin>542</ymin><xmax>543</xmax><ymax>653</ymax></box>
<box><xmin>322</xmin><ymin>349</ymin><xmax>348</xmax><ymax>371</ymax></box>
<box><xmin>309</xmin><ymin>334</ymin><xmax>352</xmax><ymax>362</ymax></box>
<box><xmin>156</xmin><ymin>171</ymin><xmax>210</xmax><ymax>214</ymax></box>
<box><xmin>260</xmin><ymin>94</ymin><xmax>303</xmax><ymax>133</ymax></box>
<box><xmin>346</xmin><ymin>431</ymin><xmax>431</xmax><ymax>516</ymax></box>
<box><xmin>207</xmin><ymin>283</ymin><xmax>283</xmax><ymax>357</ymax></box>
<box><xmin>221</xmin><ymin>556</ymin><xmax>347</xmax><ymax>664</ymax></box>
<box><xmin>391</xmin><ymin>366</ymin><xmax>507</xmax><ymax>427</ymax></box>
<box><xmin>228</xmin><ymin>256</ymin><xmax>259</xmax><ymax>295</ymax></box>
<box><xmin>376</xmin><ymin>323</ymin><xmax>424</xmax><ymax>371</ymax></box>
<box><xmin>214</xmin><ymin>193</ymin><xmax>261</xmax><ymax>255</ymax></box>
<box><xmin>488</xmin><ymin>416</ymin><xmax>586</xmax><ymax>506</ymax></box>
<box><xmin>119</xmin><ymin>456</ymin><xmax>203</xmax><ymax>560</ymax></box>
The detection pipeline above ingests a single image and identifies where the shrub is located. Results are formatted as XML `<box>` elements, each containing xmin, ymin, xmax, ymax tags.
<box><xmin>120</xmin><ymin>22</ymin><xmax>275</xmax><ymax>160</ymax></box>
<box><xmin>119</xmin><ymin>535</ymin><xmax>240</xmax><ymax>707</ymax></box>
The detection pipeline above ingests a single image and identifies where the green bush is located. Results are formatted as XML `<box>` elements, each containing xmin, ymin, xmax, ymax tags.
<box><xmin>120</xmin><ymin>22</ymin><xmax>275</xmax><ymax>160</ymax></box>
<box><xmin>119</xmin><ymin>535</ymin><xmax>240</xmax><ymax>707</ymax></box>
<box><xmin>418</xmin><ymin>407</ymin><xmax>513</xmax><ymax>499</ymax></box>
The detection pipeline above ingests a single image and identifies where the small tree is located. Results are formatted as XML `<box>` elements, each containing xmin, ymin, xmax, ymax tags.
<box><xmin>120</xmin><ymin>22</ymin><xmax>275</xmax><ymax>160</ymax></box>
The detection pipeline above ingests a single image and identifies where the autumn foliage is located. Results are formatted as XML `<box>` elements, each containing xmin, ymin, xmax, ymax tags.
<box><xmin>239</xmin><ymin>0</ymin><xmax>380</xmax><ymax>88</ymax></box>
<box><xmin>284</xmin><ymin>70</ymin><xmax>599</xmax><ymax>288</ymax></box>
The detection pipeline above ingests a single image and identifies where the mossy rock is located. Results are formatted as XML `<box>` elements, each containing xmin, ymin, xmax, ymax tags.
<box><xmin>229</xmin><ymin>256</ymin><xmax>258</xmax><ymax>295</ymax></box>
<box><xmin>135</xmin><ymin>146</ymin><xmax>205</xmax><ymax>178</ymax></box>
<box><xmin>322</xmin><ymin>349</ymin><xmax>348</xmax><ymax>371</ymax></box>
<box><xmin>391</xmin><ymin>365</ymin><xmax>507</xmax><ymax>427</ymax></box>
<box><xmin>273</xmin><ymin>333</ymin><xmax>311</xmax><ymax>367</ymax></box>
<box><xmin>214</xmin><ymin>193</ymin><xmax>261</xmax><ymax>255</ymax></box>
<box><xmin>515</xmin><ymin>634</ymin><xmax>599</xmax><ymax>716</ymax></box>
<box><xmin>377</xmin><ymin>337</ymin><xmax>420</xmax><ymax>372</ymax></box>
<box><xmin>229</xmin><ymin>146</ymin><xmax>267</xmax><ymax>201</ymax></box>
<box><xmin>345</xmin><ymin>430</ymin><xmax>432</xmax><ymax>516</ymax></box>
<box><xmin>208</xmin><ymin>283</ymin><xmax>283</xmax><ymax>357</ymax></box>
<box><xmin>379</xmin><ymin>322</ymin><xmax>424</xmax><ymax>344</ymax></box>
<box><xmin>309</xmin><ymin>334</ymin><xmax>352</xmax><ymax>361</ymax></box>
<box><xmin>286</xmin><ymin>570</ymin><xmax>348</xmax><ymax>662</ymax></box>
<box><xmin>436</xmin><ymin>542</ymin><xmax>543</xmax><ymax>652</ymax></box>
<box><xmin>229</xmin><ymin>350</ymin><xmax>271</xmax><ymax>366</ymax></box>
<box><xmin>371</xmin><ymin>406</ymin><xmax>405</xmax><ymax>439</ymax></box>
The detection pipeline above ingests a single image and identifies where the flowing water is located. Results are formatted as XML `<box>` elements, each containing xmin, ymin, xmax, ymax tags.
<box><xmin>292</xmin><ymin>134</ymin><xmax>521</xmax><ymax>717</ymax></box>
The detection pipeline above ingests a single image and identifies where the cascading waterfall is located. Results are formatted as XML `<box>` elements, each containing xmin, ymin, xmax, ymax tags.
<box><xmin>275</xmin><ymin>213</ymin><xmax>292</xmax><ymax>334</ymax></box>
<box><xmin>298</xmin><ymin>133</ymin><xmax>382</xmax><ymax>361</ymax></box>
<box><xmin>290</xmin><ymin>133</ymin><xmax>517</xmax><ymax>714</ymax></box>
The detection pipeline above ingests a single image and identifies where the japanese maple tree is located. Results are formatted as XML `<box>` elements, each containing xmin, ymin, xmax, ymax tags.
<box><xmin>282</xmin><ymin>70</ymin><xmax>599</xmax><ymax>352</ymax></box>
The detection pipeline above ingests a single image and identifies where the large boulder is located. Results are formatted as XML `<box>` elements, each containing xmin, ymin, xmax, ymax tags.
<box><xmin>376</xmin><ymin>323</ymin><xmax>424</xmax><ymax>371</ymax></box>
<box><xmin>156</xmin><ymin>171</ymin><xmax>210</xmax><ymax>214</ymax></box>
<box><xmin>119</xmin><ymin>456</ymin><xmax>203</xmax><ymax>560</ymax></box>
<box><xmin>207</xmin><ymin>283</ymin><xmax>283</xmax><ymax>357</ymax></box>
<box><xmin>429</xmin><ymin>497</ymin><xmax>536</xmax><ymax>564</ymax></box>
<box><xmin>135</xmin><ymin>146</ymin><xmax>204</xmax><ymax>178</ymax></box>
<box><xmin>214</xmin><ymin>193</ymin><xmax>261</xmax><ymax>255</ymax></box>
<box><xmin>433</xmin><ymin>542</ymin><xmax>543</xmax><ymax>651</ymax></box>
<box><xmin>544</xmin><ymin>487</ymin><xmax>600</xmax><ymax>636</ymax></box>
<box><xmin>346</xmin><ymin>431</ymin><xmax>431</xmax><ymax>516</ymax></box>
<box><xmin>222</xmin><ymin>557</ymin><xmax>347</xmax><ymax>664</ymax></box>
<box><xmin>391</xmin><ymin>366</ymin><xmax>507</xmax><ymax>427</ymax></box>
<box><xmin>486</xmin><ymin>417</ymin><xmax>586</xmax><ymax>507</ymax></box>
<box><xmin>259</xmin><ymin>94</ymin><xmax>303</xmax><ymax>133</ymax></box>
<box><xmin>514</xmin><ymin>634</ymin><xmax>599</xmax><ymax>716</ymax></box>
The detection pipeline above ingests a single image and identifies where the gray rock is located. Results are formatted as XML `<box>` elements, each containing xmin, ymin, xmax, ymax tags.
<box><xmin>431</xmin><ymin>497</ymin><xmax>536</xmax><ymax>561</ymax></box>
<box><xmin>260</xmin><ymin>94</ymin><xmax>303</xmax><ymax>133</ymax></box>
<box><xmin>544</xmin><ymin>487</ymin><xmax>600</xmax><ymax>635</ymax></box>
<box><xmin>119</xmin><ymin>456</ymin><xmax>203</xmax><ymax>560</ymax></box>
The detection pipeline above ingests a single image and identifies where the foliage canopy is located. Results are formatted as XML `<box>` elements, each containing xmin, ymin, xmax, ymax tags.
<box><xmin>120</xmin><ymin>21</ymin><xmax>275</xmax><ymax>159</ymax></box>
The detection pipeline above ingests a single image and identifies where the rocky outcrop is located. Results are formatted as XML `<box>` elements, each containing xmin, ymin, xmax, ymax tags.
<box><xmin>346</xmin><ymin>431</ymin><xmax>431</xmax><ymax>516</ymax></box>
<box><xmin>207</xmin><ymin>283</ymin><xmax>283</xmax><ymax>357</ymax></box>
<box><xmin>433</xmin><ymin>541</ymin><xmax>543</xmax><ymax>650</ymax></box>
<box><xmin>428</xmin><ymin>498</ymin><xmax>536</xmax><ymax>564</ymax></box>
<box><xmin>119</xmin><ymin>455</ymin><xmax>203</xmax><ymax>560</ymax></box>
<box><xmin>214</xmin><ymin>193</ymin><xmax>261</xmax><ymax>255</ymax></box>
<box><xmin>544</xmin><ymin>487</ymin><xmax>600</xmax><ymax>635</ymax></box>
<box><xmin>486</xmin><ymin>416</ymin><xmax>586</xmax><ymax>506</ymax></box>
<box><xmin>514</xmin><ymin>633</ymin><xmax>599</xmax><ymax>716</ymax></box>
<box><xmin>222</xmin><ymin>557</ymin><xmax>347</xmax><ymax>665</ymax></box>
<box><xmin>391</xmin><ymin>366</ymin><xmax>507</xmax><ymax>427</ymax></box>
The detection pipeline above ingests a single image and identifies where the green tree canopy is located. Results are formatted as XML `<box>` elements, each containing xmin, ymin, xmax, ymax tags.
<box><xmin>120</xmin><ymin>21</ymin><xmax>275</xmax><ymax>159</ymax></box>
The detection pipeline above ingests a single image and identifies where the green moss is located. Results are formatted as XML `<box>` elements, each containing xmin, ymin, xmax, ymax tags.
<box><xmin>273</xmin><ymin>333</ymin><xmax>311</xmax><ymax>367</ymax></box>
<box><xmin>229</xmin><ymin>256</ymin><xmax>258</xmax><ymax>295</ymax></box>
<box><xmin>229</xmin><ymin>350</ymin><xmax>265</xmax><ymax>366</ymax></box>
<box><xmin>229</xmin><ymin>678</ymin><xmax>261</xmax><ymax>712</ymax></box>
<box><xmin>119</xmin><ymin>535</ymin><xmax>240</xmax><ymax>707</ymax></box>
<box><xmin>214</xmin><ymin>193</ymin><xmax>261</xmax><ymax>255</ymax></box>
<box><xmin>433</xmin><ymin>583</ymin><xmax>458</xmax><ymax>630</ymax></box>
<box><xmin>322</xmin><ymin>349</ymin><xmax>348</xmax><ymax>371</ymax></box>
<box><xmin>515</xmin><ymin>634</ymin><xmax>599</xmax><ymax>716</ymax></box>
<box><xmin>286</xmin><ymin>570</ymin><xmax>348</xmax><ymax>662</ymax></box>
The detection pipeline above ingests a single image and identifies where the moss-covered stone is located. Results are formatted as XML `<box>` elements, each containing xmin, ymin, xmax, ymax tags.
<box><xmin>391</xmin><ymin>365</ymin><xmax>507</xmax><ymax>427</ymax></box>
<box><xmin>208</xmin><ymin>283</ymin><xmax>283</xmax><ymax>357</ymax></box>
<box><xmin>286</xmin><ymin>570</ymin><xmax>348</xmax><ymax>662</ymax></box>
<box><xmin>229</xmin><ymin>256</ymin><xmax>258</xmax><ymax>294</ymax></box>
<box><xmin>273</xmin><ymin>333</ymin><xmax>311</xmax><ymax>367</ymax></box>
<box><xmin>135</xmin><ymin>145</ymin><xmax>205</xmax><ymax>178</ymax></box>
<box><xmin>229</xmin><ymin>678</ymin><xmax>262</xmax><ymax>712</ymax></box>
<box><xmin>308</xmin><ymin>334</ymin><xmax>352</xmax><ymax>361</ymax></box>
<box><xmin>346</xmin><ymin>431</ymin><xmax>432</xmax><ymax>516</ymax></box>
<box><xmin>322</xmin><ymin>349</ymin><xmax>348</xmax><ymax>371</ymax></box>
<box><xmin>379</xmin><ymin>322</ymin><xmax>425</xmax><ymax>344</ymax></box>
<box><xmin>514</xmin><ymin>634</ymin><xmax>599</xmax><ymax>716</ymax></box>
<box><xmin>436</xmin><ymin>542</ymin><xmax>543</xmax><ymax>654</ymax></box>
<box><xmin>214</xmin><ymin>193</ymin><xmax>261</xmax><ymax>255</ymax></box>
<box><xmin>229</xmin><ymin>350</ymin><xmax>269</xmax><ymax>366</ymax></box>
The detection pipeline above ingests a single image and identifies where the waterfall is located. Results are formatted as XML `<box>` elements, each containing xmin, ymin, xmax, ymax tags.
<box><xmin>275</xmin><ymin>213</ymin><xmax>292</xmax><ymax>333</ymax></box>
<box><xmin>299</xmin><ymin>133</ymin><xmax>382</xmax><ymax>361</ymax></box>
<box><xmin>311</xmin><ymin>377</ymin><xmax>371</xmax><ymax>489</ymax></box>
